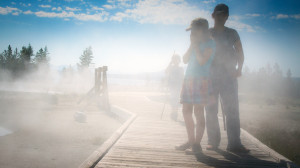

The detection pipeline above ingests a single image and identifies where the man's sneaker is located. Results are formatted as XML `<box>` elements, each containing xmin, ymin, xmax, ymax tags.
<box><xmin>175</xmin><ymin>142</ymin><xmax>191</xmax><ymax>151</ymax></box>
<box><xmin>206</xmin><ymin>144</ymin><xmax>218</xmax><ymax>151</ymax></box>
<box><xmin>185</xmin><ymin>144</ymin><xmax>202</xmax><ymax>155</ymax></box>
<box><xmin>226</xmin><ymin>145</ymin><xmax>250</xmax><ymax>153</ymax></box>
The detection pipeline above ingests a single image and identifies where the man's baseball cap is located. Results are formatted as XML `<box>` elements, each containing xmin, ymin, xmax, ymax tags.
<box><xmin>186</xmin><ymin>17</ymin><xmax>208</xmax><ymax>31</ymax></box>
<box><xmin>213</xmin><ymin>3</ymin><xmax>229</xmax><ymax>15</ymax></box>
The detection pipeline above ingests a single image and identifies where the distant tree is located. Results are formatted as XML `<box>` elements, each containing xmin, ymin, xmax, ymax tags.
<box><xmin>243</xmin><ymin>65</ymin><xmax>250</xmax><ymax>76</ymax></box>
<box><xmin>12</xmin><ymin>48</ymin><xmax>20</xmax><ymax>73</ymax></box>
<box><xmin>286</xmin><ymin>69</ymin><xmax>292</xmax><ymax>79</ymax></box>
<box><xmin>284</xmin><ymin>68</ymin><xmax>294</xmax><ymax>98</ymax></box>
<box><xmin>78</xmin><ymin>46</ymin><xmax>93</xmax><ymax>70</ymax></box>
<box><xmin>3</xmin><ymin>45</ymin><xmax>14</xmax><ymax>71</ymax></box>
<box><xmin>0</xmin><ymin>45</ymin><xmax>22</xmax><ymax>77</ymax></box>
<box><xmin>34</xmin><ymin>46</ymin><xmax>49</xmax><ymax>65</ymax></box>
<box><xmin>266</xmin><ymin>63</ymin><xmax>272</xmax><ymax>76</ymax></box>
<box><xmin>0</xmin><ymin>53</ymin><xmax>4</xmax><ymax>69</ymax></box>
<box><xmin>0</xmin><ymin>44</ymin><xmax>52</xmax><ymax>78</ymax></box>
<box><xmin>273</xmin><ymin>63</ymin><xmax>283</xmax><ymax>78</ymax></box>
<box><xmin>20</xmin><ymin>44</ymin><xmax>33</xmax><ymax>63</ymax></box>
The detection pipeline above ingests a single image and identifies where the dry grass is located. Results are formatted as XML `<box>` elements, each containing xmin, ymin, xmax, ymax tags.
<box><xmin>240</xmin><ymin>95</ymin><xmax>300</xmax><ymax>166</ymax></box>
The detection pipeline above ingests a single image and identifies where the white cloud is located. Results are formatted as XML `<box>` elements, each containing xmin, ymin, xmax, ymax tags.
<box><xmin>23</xmin><ymin>10</ymin><xmax>33</xmax><ymax>15</ymax></box>
<box><xmin>52</xmin><ymin>7</ymin><xmax>62</xmax><ymax>11</ymax></box>
<box><xmin>111</xmin><ymin>0</ymin><xmax>210</xmax><ymax>25</ymax></box>
<box><xmin>11</xmin><ymin>2</ymin><xmax>16</xmax><ymax>5</ymax></box>
<box><xmin>109</xmin><ymin>0</ymin><xmax>256</xmax><ymax>32</ymax></box>
<box><xmin>0</xmin><ymin>0</ymin><xmax>257</xmax><ymax>32</ymax></box>
<box><xmin>39</xmin><ymin>5</ymin><xmax>51</xmax><ymax>8</ymax></box>
<box><xmin>226</xmin><ymin>20</ymin><xmax>255</xmax><ymax>32</ymax></box>
<box><xmin>246</xmin><ymin>13</ymin><xmax>260</xmax><ymax>17</ymax></box>
<box><xmin>12</xmin><ymin>12</ymin><xmax>19</xmax><ymax>16</ymax></box>
<box><xmin>103</xmin><ymin>0</ymin><xmax>132</xmax><ymax>10</ymax></box>
<box><xmin>66</xmin><ymin>7</ymin><xmax>81</xmax><ymax>11</ymax></box>
<box><xmin>230</xmin><ymin>15</ymin><xmax>241</xmax><ymax>21</ymax></box>
<box><xmin>103</xmin><ymin>4</ymin><xmax>115</xmax><ymax>10</ymax></box>
<box><xmin>73</xmin><ymin>12</ymin><xmax>109</xmax><ymax>21</ymax></box>
<box><xmin>34</xmin><ymin>10</ymin><xmax>109</xmax><ymax>22</ymax></box>
<box><xmin>203</xmin><ymin>0</ymin><xmax>216</xmax><ymax>4</ymax></box>
<box><xmin>291</xmin><ymin>14</ymin><xmax>300</xmax><ymax>19</ymax></box>
<box><xmin>276</xmin><ymin>14</ymin><xmax>289</xmax><ymax>19</ymax></box>
<box><xmin>0</xmin><ymin>6</ymin><xmax>21</xmax><ymax>15</ymax></box>
<box><xmin>116</xmin><ymin>0</ymin><xmax>132</xmax><ymax>8</ymax></box>
<box><xmin>35</xmin><ymin>11</ymin><xmax>70</xmax><ymax>18</ymax></box>
<box><xmin>274</xmin><ymin>13</ymin><xmax>300</xmax><ymax>20</ymax></box>
<box><xmin>20</xmin><ymin>3</ymin><xmax>31</xmax><ymax>7</ymax></box>
<box><xmin>110</xmin><ymin>12</ymin><xmax>128</xmax><ymax>21</ymax></box>
<box><xmin>91</xmin><ymin>6</ymin><xmax>104</xmax><ymax>11</ymax></box>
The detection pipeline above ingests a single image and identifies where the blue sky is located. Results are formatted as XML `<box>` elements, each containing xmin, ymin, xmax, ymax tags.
<box><xmin>0</xmin><ymin>0</ymin><xmax>300</xmax><ymax>76</ymax></box>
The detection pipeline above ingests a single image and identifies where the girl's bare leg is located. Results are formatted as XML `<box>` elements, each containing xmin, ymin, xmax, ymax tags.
<box><xmin>194</xmin><ymin>104</ymin><xmax>205</xmax><ymax>144</ymax></box>
<box><xmin>182</xmin><ymin>104</ymin><xmax>195</xmax><ymax>144</ymax></box>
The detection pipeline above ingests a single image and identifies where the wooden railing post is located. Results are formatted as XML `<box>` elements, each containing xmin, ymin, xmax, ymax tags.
<box><xmin>79</xmin><ymin>66</ymin><xmax>110</xmax><ymax>112</ymax></box>
<box><xmin>102</xmin><ymin>66</ymin><xmax>110</xmax><ymax>111</ymax></box>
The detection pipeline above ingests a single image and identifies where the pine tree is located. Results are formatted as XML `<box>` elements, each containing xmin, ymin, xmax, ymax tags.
<box><xmin>78</xmin><ymin>46</ymin><xmax>93</xmax><ymax>70</ymax></box>
<box><xmin>34</xmin><ymin>46</ymin><xmax>49</xmax><ymax>65</ymax></box>
<box><xmin>273</xmin><ymin>63</ymin><xmax>283</xmax><ymax>78</ymax></box>
<box><xmin>4</xmin><ymin>45</ymin><xmax>14</xmax><ymax>71</ymax></box>
<box><xmin>0</xmin><ymin>53</ymin><xmax>4</xmax><ymax>69</ymax></box>
<box><xmin>286</xmin><ymin>69</ymin><xmax>292</xmax><ymax>79</ymax></box>
<box><xmin>20</xmin><ymin>44</ymin><xmax>33</xmax><ymax>63</ymax></box>
<box><xmin>12</xmin><ymin>48</ymin><xmax>20</xmax><ymax>73</ymax></box>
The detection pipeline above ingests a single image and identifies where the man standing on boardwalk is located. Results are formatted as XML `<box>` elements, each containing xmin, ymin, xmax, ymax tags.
<box><xmin>205</xmin><ymin>3</ymin><xmax>250</xmax><ymax>153</ymax></box>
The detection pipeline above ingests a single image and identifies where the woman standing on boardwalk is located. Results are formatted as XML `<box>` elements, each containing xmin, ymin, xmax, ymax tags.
<box><xmin>175</xmin><ymin>18</ymin><xmax>216</xmax><ymax>155</ymax></box>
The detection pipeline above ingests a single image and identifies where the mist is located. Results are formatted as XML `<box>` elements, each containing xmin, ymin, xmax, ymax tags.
<box><xmin>1</xmin><ymin>0</ymin><xmax>300</xmax><ymax>167</ymax></box>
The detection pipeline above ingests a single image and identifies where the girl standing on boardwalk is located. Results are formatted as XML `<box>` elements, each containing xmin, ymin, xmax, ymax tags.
<box><xmin>175</xmin><ymin>18</ymin><xmax>215</xmax><ymax>155</ymax></box>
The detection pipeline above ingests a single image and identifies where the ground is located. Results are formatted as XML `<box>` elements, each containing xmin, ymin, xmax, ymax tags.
<box><xmin>0</xmin><ymin>91</ymin><xmax>122</xmax><ymax>168</ymax></box>
<box><xmin>239</xmin><ymin>94</ymin><xmax>300</xmax><ymax>165</ymax></box>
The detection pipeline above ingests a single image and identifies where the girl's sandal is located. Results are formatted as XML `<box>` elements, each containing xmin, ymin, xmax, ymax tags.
<box><xmin>185</xmin><ymin>144</ymin><xmax>202</xmax><ymax>155</ymax></box>
<box><xmin>175</xmin><ymin>142</ymin><xmax>191</xmax><ymax>151</ymax></box>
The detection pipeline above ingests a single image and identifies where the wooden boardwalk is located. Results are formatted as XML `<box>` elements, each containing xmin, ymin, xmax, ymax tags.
<box><xmin>92</xmin><ymin>92</ymin><xmax>295</xmax><ymax>168</ymax></box>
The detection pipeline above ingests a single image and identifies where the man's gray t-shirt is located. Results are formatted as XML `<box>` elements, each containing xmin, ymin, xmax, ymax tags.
<box><xmin>209</xmin><ymin>26</ymin><xmax>240</xmax><ymax>74</ymax></box>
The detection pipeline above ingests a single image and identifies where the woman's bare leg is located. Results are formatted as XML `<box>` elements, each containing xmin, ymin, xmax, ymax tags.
<box><xmin>182</xmin><ymin>104</ymin><xmax>195</xmax><ymax>145</ymax></box>
<box><xmin>194</xmin><ymin>104</ymin><xmax>205</xmax><ymax>145</ymax></box>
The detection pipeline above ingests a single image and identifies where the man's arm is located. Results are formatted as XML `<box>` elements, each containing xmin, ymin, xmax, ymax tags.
<box><xmin>234</xmin><ymin>39</ymin><xmax>244</xmax><ymax>77</ymax></box>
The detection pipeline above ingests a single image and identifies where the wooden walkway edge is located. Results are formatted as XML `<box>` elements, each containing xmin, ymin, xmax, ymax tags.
<box><xmin>79</xmin><ymin>106</ymin><xmax>137</xmax><ymax>168</ymax></box>
<box><xmin>240</xmin><ymin>129</ymin><xmax>298</xmax><ymax>168</ymax></box>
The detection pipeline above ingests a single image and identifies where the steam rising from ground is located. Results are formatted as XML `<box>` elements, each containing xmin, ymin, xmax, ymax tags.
<box><xmin>0</xmin><ymin>65</ymin><xmax>94</xmax><ymax>94</ymax></box>
<box><xmin>0</xmin><ymin>65</ymin><xmax>123</xmax><ymax>168</ymax></box>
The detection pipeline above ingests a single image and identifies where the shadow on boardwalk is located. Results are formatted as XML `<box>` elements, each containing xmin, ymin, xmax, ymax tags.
<box><xmin>196</xmin><ymin>149</ymin><xmax>282</xmax><ymax>168</ymax></box>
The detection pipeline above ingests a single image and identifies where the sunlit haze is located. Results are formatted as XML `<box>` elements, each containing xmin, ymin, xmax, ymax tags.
<box><xmin>1</xmin><ymin>0</ymin><xmax>300</xmax><ymax>75</ymax></box>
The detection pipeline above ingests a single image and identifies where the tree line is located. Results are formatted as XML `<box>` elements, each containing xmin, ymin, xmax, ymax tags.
<box><xmin>240</xmin><ymin>63</ymin><xmax>300</xmax><ymax>99</ymax></box>
<box><xmin>0</xmin><ymin>44</ymin><xmax>94</xmax><ymax>79</ymax></box>
<box><xmin>0</xmin><ymin>44</ymin><xmax>50</xmax><ymax>78</ymax></box>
